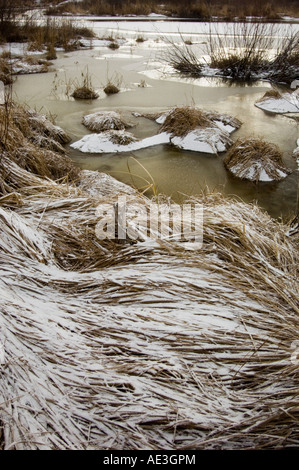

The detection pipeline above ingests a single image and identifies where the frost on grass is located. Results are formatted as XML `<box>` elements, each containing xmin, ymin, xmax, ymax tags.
<box><xmin>72</xmin><ymin>107</ymin><xmax>240</xmax><ymax>155</ymax></box>
<box><xmin>0</xmin><ymin>161</ymin><xmax>298</xmax><ymax>449</ymax></box>
<box><xmin>255</xmin><ymin>90</ymin><xmax>299</xmax><ymax>114</ymax></box>
<box><xmin>82</xmin><ymin>111</ymin><xmax>133</xmax><ymax>133</ymax></box>
<box><xmin>158</xmin><ymin>106</ymin><xmax>241</xmax><ymax>154</ymax></box>
<box><xmin>70</xmin><ymin>130</ymin><xmax>170</xmax><ymax>153</ymax></box>
<box><xmin>1</xmin><ymin>102</ymin><xmax>299</xmax><ymax>450</ymax></box>
<box><xmin>224</xmin><ymin>138</ymin><xmax>292</xmax><ymax>182</ymax></box>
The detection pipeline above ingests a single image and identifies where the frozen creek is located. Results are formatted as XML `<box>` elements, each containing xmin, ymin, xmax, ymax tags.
<box><xmin>11</xmin><ymin>17</ymin><xmax>299</xmax><ymax>219</ymax></box>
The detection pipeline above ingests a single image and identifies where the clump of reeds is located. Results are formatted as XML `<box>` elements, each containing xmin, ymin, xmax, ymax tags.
<box><xmin>224</xmin><ymin>137</ymin><xmax>291</xmax><ymax>182</ymax></box>
<box><xmin>162</xmin><ymin>37</ymin><xmax>203</xmax><ymax>76</ymax></box>
<box><xmin>71</xmin><ymin>68</ymin><xmax>98</xmax><ymax>100</ymax></box>
<box><xmin>103</xmin><ymin>82</ymin><xmax>120</xmax><ymax>95</ymax></box>
<box><xmin>108</xmin><ymin>41</ymin><xmax>119</xmax><ymax>50</ymax></box>
<box><xmin>72</xmin><ymin>87</ymin><xmax>98</xmax><ymax>100</ymax></box>
<box><xmin>136</xmin><ymin>35</ymin><xmax>146</xmax><ymax>43</ymax></box>
<box><xmin>46</xmin><ymin>44</ymin><xmax>57</xmax><ymax>61</ymax></box>
<box><xmin>108</xmin><ymin>130</ymin><xmax>137</xmax><ymax>146</ymax></box>
<box><xmin>159</xmin><ymin>106</ymin><xmax>215</xmax><ymax>137</ymax></box>
<box><xmin>0</xmin><ymin>103</ymin><xmax>78</xmax><ymax>184</ymax></box>
<box><xmin>0</xmin><ymin>57</ymin><xmax>13</xmax><ymax>85</ymax></box>
<box><xmin>165</xmin><ymin>22</ymin><xmax>298</xmax><ymax>84</ymax></box>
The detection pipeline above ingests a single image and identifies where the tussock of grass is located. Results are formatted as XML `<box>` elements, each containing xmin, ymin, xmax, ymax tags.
<box><xmin>71</xmin><ymin>86</ymin><xmax>99</xmax><ymax>100</ymax></box>
<box><xmin>103</xmin><ymin>83</ymin><xmax>120</xmax><ymax>95</ymax></box>
<box><xmin>224</xmin><ymin>138</ymin><xmax>291</xmax><ymax>182</ymax></box>
<box><xmin>165</xmin><ymin>22</ymin><xmax>299</xmax><ymax>84</ymax></box>
<box><xmin>108</xmin><ymin>41</ymin><xmax>120</xmax><ymax>50</ymax></box>
<box><xmin>71</xmin><ymin>67</ymin><xmax>98</xmax><ymax>100</ymax></box>
<box><xmin>82</xmin><ymin>111</ymin><xmax>133</xmax><ymax>133</ymax></box>
<box><xmin>159</xmin><ymin>107</ymin><xmax>214</xmax><ymax>137</ymax></box>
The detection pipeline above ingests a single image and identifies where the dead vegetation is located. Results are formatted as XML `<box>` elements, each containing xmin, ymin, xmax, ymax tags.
<box><xmin>158</xmin><ymin>106</ymin><xmax>241</xmax><ymax>137</ymax></box>
<box><xmin>71</xmin><ymin>68</ymin><xmax>99</xmax><ymax>100</ymax></box>
<box><xmin>0</xmin><ymin>58</ymin><xmax>13</xmax><ymax>85</ymax></box>
<box><xmin>103</xmin><ymin>82</ymin><xmax>120</xmax><ymax>95</ymax></box>
<box><xmin>0</xmin><ymin>99</ymin><xmax>299</xmax><ymax>449</ymax></box>
<box><xmin>0</xmin><ymin>103</ymin><xmax>78</xmax><ymax>183</ymax></box>
<box><xmin>159</xmin><ymin>107</ymin><xmax>216</xmax><ymax>137</ymax></box>
<box><xmin>224</xmin><ymin>137</ymin><xmax>291</xmax><ymax>182</ymax></box>
<box><xmin>43</xmin><ymin>0</ymin><xmax>299</xmax><ymax>20</ymax></box>
<box><xmin>0</xmin><ymin>154</ymin><xmax>298</xmax><ymax>448</ymax></box>
<box><xmin>71</xmin><ymin>86</ymin><xmax>99</xmax><ymax>100</ymax></box>
<box><xmin>82</xmin><ymin>111</ymin><xmax>133</xmax><ymax>133</ymax></box>
<box><xmin>165</xmin><ymin>22</ymin><xmax>299</xmax><ymax>84</ymax></box>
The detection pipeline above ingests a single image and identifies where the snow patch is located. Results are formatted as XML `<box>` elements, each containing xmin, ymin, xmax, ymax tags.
<box><xmin>255</xmin><ymin>91</ymin><xmax>299</xmax><ymax>114</ymax></box>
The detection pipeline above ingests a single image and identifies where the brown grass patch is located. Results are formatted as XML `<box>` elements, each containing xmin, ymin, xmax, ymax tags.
<box><xmin>71</xmin><ymin>86</ymin><xmax>99</xmax><ymax>100</ymax></box>
<box><xmin>108</xmin><ymin>41</ymin><xmax>120</xmax><ymax>50</ymax></box>
<box><xmin>224</xmin><ymin>137</ymin><xmax>291</xmax><ymax>182</ymax></box>
<box><xmin>0</xmin><ymin>104</ymin><xmax>78</xmax><ymax>185</ymax></box>
<box><xmin>258</xmin><ymin>89</ymin><xmax>282</xmax><ymax>101</ymax></box>
<box><xmin>103</xmin><ymin>83</ymin><xmax>120</xmax><ymax>95</ymax></box>
<box><xmin>159</xmin><ymin>107</ymin><xmax>215</xmax><ymax>137</ymax></box>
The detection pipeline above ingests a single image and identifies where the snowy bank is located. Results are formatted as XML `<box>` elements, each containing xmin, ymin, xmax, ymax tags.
<box><xmin>70</xmin><ymin>130</ymin><xmax>170</xmax><ymax>153</ymax></box>
<box><xmin>255</xmin><ymin>90</ymin><xmax>299</xmax><ymax>114</ymax></box>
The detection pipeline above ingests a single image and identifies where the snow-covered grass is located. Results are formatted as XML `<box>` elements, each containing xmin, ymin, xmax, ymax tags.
<box><xmin>71</xmin><ymin>107</ymin><xmax>241</xmax><ymax>155</ymax></box>
<box><xmin>255</xmin><ymin>90</ymin><xmax>299</xmax><ymax>114</ymax></box>
<box><xmin>224</xmin><ymin>138</ymin><xmax>292</xmax><ymax>182</ymax></box>
<box><xmin>1</xmin><ymin>102</ymin><xmax>299</xmax><ymax>448</ymax></box>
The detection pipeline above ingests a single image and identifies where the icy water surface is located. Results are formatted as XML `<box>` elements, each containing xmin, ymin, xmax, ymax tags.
<box><xmin>12</xmin><ymin>19</ymin><xmax>299</xmax><ymax>220</ymax></box>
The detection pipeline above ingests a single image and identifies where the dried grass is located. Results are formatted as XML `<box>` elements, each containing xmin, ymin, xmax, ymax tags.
<box><xmin>258</xmin><ymin>89</ymin><xmax>282</xmax><ymax>101</ymax></box>
<box><xmin>71</xmin><ymin>87</ymin><xmax>99</xmax><ymax>100</ymax></box>
<box><xmin>82</xmin><ymin>111</ymin><xmax>133</xmax><ymax>133</ymax></box>
<box><xmin>224</xmin><ymin>138</ymin><xmax>291</xmax><ymax>182</ymax></box>
<box><xmin>0</xmin><ymin>103</ymin><xmax>298</xmax><ymax>450</ymax></box>
<box><xmin>0</xmin><ymin>104</ymin><xmax>78</xmax><ymax>184</ymax></box>
<box><xmin>159</xmin><ymin>106</ymin><xmax>214</xmax><ymax>137</ymax></box>
<box><xmin>104</xmin><ymin>83</ymin><xmax>120</xmax><ymax>96</ymax></box>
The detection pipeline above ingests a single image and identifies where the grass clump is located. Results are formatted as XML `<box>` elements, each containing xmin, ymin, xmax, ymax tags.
<box><xmin>82</xmin><ymin>111</ymin><xmax>133</xmax><ymax>133</ymax></box>
<box><xmin>0</xmin><ymin>103</ymin><xmax>78</xmax><ymax>183</ymax></box>
<box><xmin>224</xmin><ymin>137</ymin><xmax>291</xmax><ymax>182</ymax></box>
<box><xmin>165</xmin><ymin>22</ymin><xmax>298</xmax><ymax>84</ymax></box>
<box><xmin>136</xmin><ymin>35</ymin><xmax>146</xmax><ymax>43</ymax></box>
<box><xmin>103</xmin><ymin>82</ymin><xmax>120</xmax><ymax>96</ymax></box>
<box><xmin>159</xmin><ymin>106</ymin><xmax>214</xmax><ymax>137</ymax></box>
<box><xmin>71</xmin><ymin>68</ymin><xmax>98</xmax><ymax>100</ymax></box>
<box><xmin>71</xmin><ymin>87</ymin><xmax>98</xmax><ymax>100</ymax></box>
<box><xmin>108</xmin><ymin>41</ymin><xmax>120</xmax><ymax>50</ymax></box>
